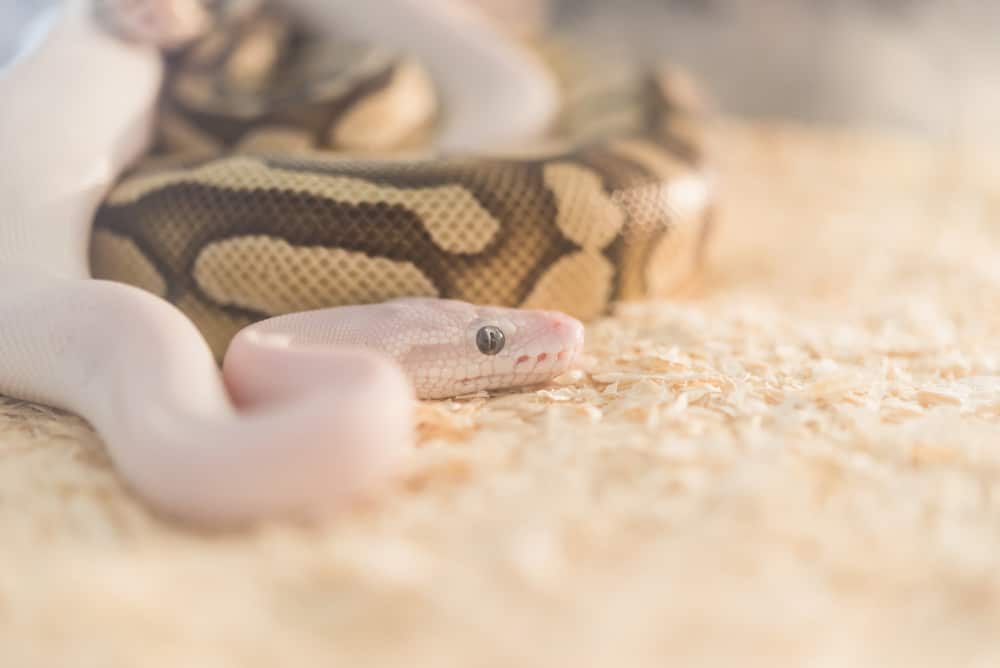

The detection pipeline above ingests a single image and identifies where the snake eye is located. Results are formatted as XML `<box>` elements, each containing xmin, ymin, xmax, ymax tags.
<box><xmin>475</xmin><ymin>325</ymin><xmax>505</xmax><ymax>356</ymax></box>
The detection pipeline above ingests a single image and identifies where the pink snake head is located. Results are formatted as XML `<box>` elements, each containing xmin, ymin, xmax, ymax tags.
<box><xmin>381</xmin><ymin>298</ymin><xmax>585</xmax><ymax>399</ymax></box>
<box><xmin>226</xmin><ymin>298</ymin><xmax>586</xmax><ymax>401</ymax></box>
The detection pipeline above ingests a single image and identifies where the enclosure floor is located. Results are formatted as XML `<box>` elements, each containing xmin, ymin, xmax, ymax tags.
<box><xmin>3</xmin><ymin>120</ymin><xmax>1000</xmax><ymax>667</ymax></box>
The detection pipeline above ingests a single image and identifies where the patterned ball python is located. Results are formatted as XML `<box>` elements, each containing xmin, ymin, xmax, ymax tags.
<box><xmin>0</xmin><ymin>0</ymin><xmax>717</xmax><ymax>522</ymax></box>
<box><xmin>89</xmin><ymin>0</ymin><xmax>715</xmax><ymax>360</ymax></box>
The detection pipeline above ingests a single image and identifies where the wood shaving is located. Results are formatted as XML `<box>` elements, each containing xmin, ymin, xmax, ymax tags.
<box><xmin>3</xmin><ymin>120</ymin><xmax>1000</xmax><ymax>666</ymax></box>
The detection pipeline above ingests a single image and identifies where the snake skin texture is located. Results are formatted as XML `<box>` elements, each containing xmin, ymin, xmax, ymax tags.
<box><xmin>89</xmin><ymin>2</ymin><xmax>715</xmax><ymax>358</ymax></box>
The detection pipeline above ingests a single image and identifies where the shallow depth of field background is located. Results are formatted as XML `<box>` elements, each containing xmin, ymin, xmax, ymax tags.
<box><xmin>4</xmin><ymin>3</ymin><xmax>1000</xmax><ymax>666</ymax></box>
<box><xmin>554</xmin><ymin>0</ymin><xmax>1000</xmax><ymax>145</ymax></box>
<box><xmin>6</xmin><ymin>0</ymin><xmax>998</xmax><ymax>146</ymax></box>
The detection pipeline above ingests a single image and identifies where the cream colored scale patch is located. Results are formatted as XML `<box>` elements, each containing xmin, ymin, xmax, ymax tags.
<box><xmin>330</xmin><ymin>59</ymin><xmax>436</xmax><ymax>151</ymax></box>
<box><xmin>543</xmin><ymin>162</ymin><xmax>625</xmax><ymax>249</ymax></box>
<box><xmin>520</xmin><ymin>162</ymin><xmax>625</xmax><ymax>320</ymax></box>
<box><xmin>521</xmin><ymin>251</ymin><xmax>614</xmax><ymax>320</ymax></box>
<box><xmin>106</xmin><ymin>156</ymin><xmax>502</xmax><ymax>254</ymax></box>
<box><xmin>608</xmin><ymin>140</ymin><xmax>713</xmax><ymax>298</ymax></box>
<box><xmin>194</xmin><ymin>236</ymin><xmax>439</xmax><ymax>314</ymax></box>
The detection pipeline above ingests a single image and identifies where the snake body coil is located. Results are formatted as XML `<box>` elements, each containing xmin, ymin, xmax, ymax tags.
<box><xmin>90</xmin><ymin>4</ymin><xmax>714</xmax><ymax>357</ymax></box>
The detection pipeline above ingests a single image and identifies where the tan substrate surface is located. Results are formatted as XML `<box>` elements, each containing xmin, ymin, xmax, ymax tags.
<box><xmin>4</xmin><ymin>120</ymin><xmax>1000</xmax><ymax>666</ymax></box>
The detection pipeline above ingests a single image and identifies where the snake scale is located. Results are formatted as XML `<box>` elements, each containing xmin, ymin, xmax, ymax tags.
<box><xmin>0</xmin><ymin>0</ymin><xmax>719</xmax><ymax>522</ymax></box>
<box><xmin>89</xmin><ymin>0</ymin><xmax>715</xmax><ymax>359</ymax></box>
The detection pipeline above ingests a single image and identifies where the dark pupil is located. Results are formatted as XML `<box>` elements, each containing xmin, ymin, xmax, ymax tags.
<box><xmin>476</xmin><ymin>326</ymin><xmax>505</xmax><ymax>355</ymax></box>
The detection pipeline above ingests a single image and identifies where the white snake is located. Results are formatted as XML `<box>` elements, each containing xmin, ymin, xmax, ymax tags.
<box><xmin>0</xmin><ymin>0</ymin><xmax>710</xmax><ymax>524</ymax></box>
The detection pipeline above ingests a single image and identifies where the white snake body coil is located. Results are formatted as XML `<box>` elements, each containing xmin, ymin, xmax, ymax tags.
<box><xmin>90</xmin><ymin>3</ymin><xmax>715</xmax><ymax>359</ymax></box>
<box><xmin>0</xmin><ymin>0</ymin><xmax>719</xmax><ymax>522</ymax></box>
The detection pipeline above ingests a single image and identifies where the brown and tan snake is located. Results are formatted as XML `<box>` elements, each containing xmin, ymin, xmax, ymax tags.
<box><xmin>0</xmin><ymin>0</ymin><xmax>713</xmax><ymax>524</ymax></box>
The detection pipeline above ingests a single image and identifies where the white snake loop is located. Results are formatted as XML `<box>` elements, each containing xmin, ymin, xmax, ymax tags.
<box><xmin>0</xmin><ymin>0</ymin><xmax>712</xmax><ymax>524</ymax></box>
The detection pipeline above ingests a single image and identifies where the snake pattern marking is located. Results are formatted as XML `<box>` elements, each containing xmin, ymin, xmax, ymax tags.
<box><xmin>0</xmin><ymin>0</ymin><xmax>717</xmax><ymax>522</ymax></box>
<box><xmin>89</xmin><ymin>0</ymin><xmax>715</xmax><ymax>359</ymax></box>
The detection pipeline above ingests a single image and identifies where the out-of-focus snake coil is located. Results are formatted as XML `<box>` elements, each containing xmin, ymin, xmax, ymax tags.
<box><xmin>90</xmin><ymin>2</ymin><xmax>715</xmax><ymax>357</ymax></box>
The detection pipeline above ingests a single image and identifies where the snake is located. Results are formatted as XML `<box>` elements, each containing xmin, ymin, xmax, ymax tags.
<box><xmin>0</xmin><ymin>0</ymin><xmax>713</xmax><ymax>524</ymax></box>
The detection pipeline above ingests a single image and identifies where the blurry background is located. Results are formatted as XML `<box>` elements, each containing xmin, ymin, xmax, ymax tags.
<box><xmin>0</xmin><ymin>0</ymin><xmax>42</xmax><ymax>64</ymax></box>
<box><xmin>552</xmin><ymin>0</ymin><xmax>1000</xmax><ymax>146</ymax></box>
<box><xmin>4</xmin><ymin>0</ymin><xmax>999</xmax><ymax>145</ymax></box>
